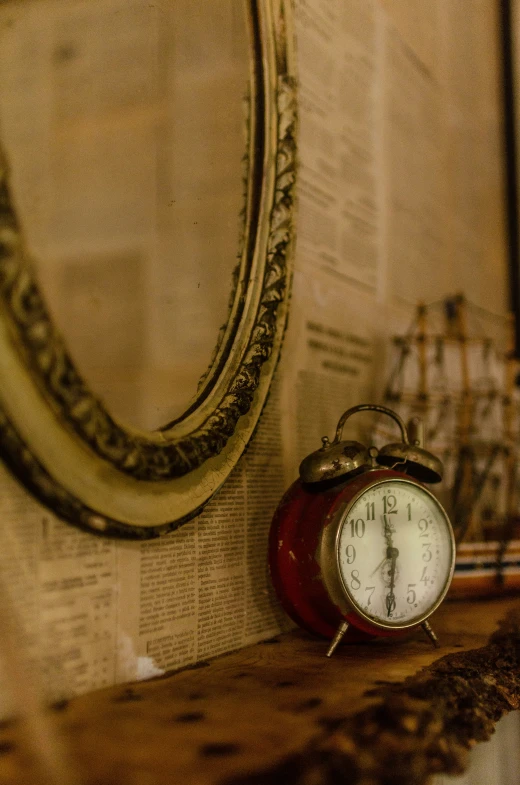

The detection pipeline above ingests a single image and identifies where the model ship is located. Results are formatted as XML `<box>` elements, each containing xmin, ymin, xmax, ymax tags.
<box><xmin>375</xmin><ymin>295</ymin><xmax>520</xmax><ymax>597</ymax></box>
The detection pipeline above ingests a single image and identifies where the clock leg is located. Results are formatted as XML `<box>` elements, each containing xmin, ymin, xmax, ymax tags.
<box><xmin>421</xmin><ymin>620</ymin><xmax>440</xmax><ymax>648</ymax></box>
<box><xmin>326</xmin><ymin>621</ymin><xmax>350</xmax><ymax>657</ymax></box>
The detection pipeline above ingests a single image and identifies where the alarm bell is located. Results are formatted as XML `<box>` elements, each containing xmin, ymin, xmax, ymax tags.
<box><xmin>299</xmin><ymin>438</ymin><xmax>369</xmax><ymax>484</ymax></box>
<box><xmin>299</xmin><ymin>404</ymin><xmax>443</xmax><ymax>485</ymax></box>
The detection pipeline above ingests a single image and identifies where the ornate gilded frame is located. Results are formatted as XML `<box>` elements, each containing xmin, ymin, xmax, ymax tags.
<box><xmin>0</xmin><ymin>0</ymin><xmax>297</xmax><ymax>537</ymax></box>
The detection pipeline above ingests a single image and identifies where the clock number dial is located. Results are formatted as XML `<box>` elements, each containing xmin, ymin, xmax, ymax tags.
<box><xmin>337</xmin><ymin>480</ymin><xmax>453</xmax><ymax>627</ymax></box>
<box><xmin>365</xmin><ymin>586</ymin><xmax>375</xmax><ymax>606</ymax></box>
<box><xmin>385</xmin><ymin>593</ymin><xmax>396</xmax><ymax>616</ymax></box>
<box><xmin>349</xmin><ymin>519</ymin><xmax>366</xmax><ymax>538</ymax></box>
<box><xmin>418</xmin><ymin>519</ymin><xmax>429</xmax><ymax>536</ymax></box>
<box><xmin>345</xmin><ymin>544</ymin><xmax>356</xmax><ymax>564</ymax></box>
<box><xmin>383</xmin><ymin>494</ymin><xmax>398</xmax><ymax>515</ymax></box>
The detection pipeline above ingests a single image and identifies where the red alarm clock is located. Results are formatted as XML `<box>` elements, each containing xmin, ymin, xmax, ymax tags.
<box><xmin>269</xmin><ymin>404</ymin><xmax>455</xmax><ymax>656</ymax></box>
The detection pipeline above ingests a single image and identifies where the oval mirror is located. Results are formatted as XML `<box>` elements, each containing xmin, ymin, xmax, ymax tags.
<box><xmin>0</xmin><ymin>0</ymin><xmax>296</xmax><ymax>537</ymax></box>
<box><xmin>4</xmin><ymin>0</ymin><xmax>252</xmax><ymax>432</ymax></box>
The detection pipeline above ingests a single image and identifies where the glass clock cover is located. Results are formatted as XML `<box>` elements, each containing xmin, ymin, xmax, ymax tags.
<box><xmin>337</xmin><ymin>479</ymin><xmax>454</xmax><ymax>628</ymax></box>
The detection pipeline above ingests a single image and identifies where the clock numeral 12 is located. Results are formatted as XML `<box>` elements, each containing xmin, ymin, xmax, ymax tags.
<box><xmin>383</xmin><ymin>494</ymin><xmax>397</xmax><ymax>515</ymax></box>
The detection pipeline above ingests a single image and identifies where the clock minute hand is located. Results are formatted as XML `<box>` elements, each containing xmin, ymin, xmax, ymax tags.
<box><xmin>385</xmin><ymin>549</ymin><xmax>397</xmax><ymax>617</ymax></box>
<box><xmin>382</xmin><ymin>513</ymin><xmax>394</xmax><ymax>548</ymax></box>
<box><xmin>382</xmin><ymin>515</ymin><xmax>399</xmax><ymax>617</ymax></box>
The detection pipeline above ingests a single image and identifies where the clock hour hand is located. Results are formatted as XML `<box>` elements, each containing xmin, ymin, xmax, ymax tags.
<box><xmin>370</xmin><ymin>554</ymin><xmax>387</xmax><ymax>577</ymax></box>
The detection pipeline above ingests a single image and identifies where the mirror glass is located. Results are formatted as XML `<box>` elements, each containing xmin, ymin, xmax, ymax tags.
<box><xmin>0</xmin><ymin>0</ymin><xmax>249</xmax><ymax>430</ymax></box>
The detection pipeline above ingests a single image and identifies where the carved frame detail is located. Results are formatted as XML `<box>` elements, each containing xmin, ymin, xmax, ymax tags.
<box><xmin>0</xmin><ymin>0</ymin><xmax>297</xmax><ymax>537</ymax></box>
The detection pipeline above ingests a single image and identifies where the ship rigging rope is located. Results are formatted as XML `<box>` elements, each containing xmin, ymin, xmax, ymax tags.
<box><xmin>422</xmin><ymin>297</ymin><xmax>511</xmax><ymax>327</ymax></box>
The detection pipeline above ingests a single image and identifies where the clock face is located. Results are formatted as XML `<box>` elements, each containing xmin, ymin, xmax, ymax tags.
<box><xmin>336</xmin><ymin>479</ymin><xmax>454</xmax><ymax>628</ymax></box>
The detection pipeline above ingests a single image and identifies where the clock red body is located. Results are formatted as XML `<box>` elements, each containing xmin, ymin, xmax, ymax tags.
<box><xmin>269</xmin><ymin>467</ymin><xmax>412</xmax><ymax>642</ymax></box>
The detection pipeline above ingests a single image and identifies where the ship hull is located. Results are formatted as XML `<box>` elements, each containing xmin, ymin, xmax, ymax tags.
<box><xmin>449</xmin><ymin>539</ymin><xmax>520</xmax><ymax>598</ymax></box>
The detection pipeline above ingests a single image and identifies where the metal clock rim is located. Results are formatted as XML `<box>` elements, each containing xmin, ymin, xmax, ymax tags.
<box><xmin>324</xmin><ymin>475</ymin><xmax>456</xmax><ymax>632</ymax></box>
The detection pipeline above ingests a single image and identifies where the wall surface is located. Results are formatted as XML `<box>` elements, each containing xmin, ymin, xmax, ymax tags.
<box><xmin>0</xmin><ymin>0</ymin><xmax>511</xmax><ymax>709</ymax></box>
<box><xmin>434</xmin><ymin>710</ymin><xmax>520</xmax><ymax>785</ymax></box>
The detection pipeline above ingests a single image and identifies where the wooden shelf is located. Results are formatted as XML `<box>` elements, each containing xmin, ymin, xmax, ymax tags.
<box><xmin>1</xmin><ymin>597</ymin><xmax>519</xmax><ymax>785</ymax></box>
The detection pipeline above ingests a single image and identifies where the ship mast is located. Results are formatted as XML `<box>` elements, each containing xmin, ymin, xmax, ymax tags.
<box><xmin>450</xmin><ymin>294</ymin><xmax>478</xmax><ymax>540</ymax></box>
<box><xmin>416</xmin><ymin>302</ymin><xmax>428</xmax><ymax>409</ymax></box>
<box><xmin>457</xmin><ymin>294</ymin><xmax>473</xmax><ymax>444</ymax></box>
<box><xmin>499</xmin><ymin>315</ymin><xmax>517</xmax><ymax>563</ymax></box>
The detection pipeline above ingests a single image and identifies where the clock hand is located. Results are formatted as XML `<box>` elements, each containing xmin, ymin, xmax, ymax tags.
<box><xmin>370</xmin><ymin>545</ymin><xmax>399</xmax><ymax>578</ymax></box>
<box><xmin>381</xmin><ymin>515</ymin><xmax>399</xmax><ymax>616</ymax></box>
<box><xmin>382</xmin><ymin>513</ymin><xmax>394</xmax><ymax>549</ymax></box>
<box><xmin>370</xmin><ymin>554</ymin><xmax>387</xmax><ymax>577</ymax></box>
<box><xmin>385</xmin><ymin>549</ymin><xmax>397</xmax><ymax>617</ymax></box>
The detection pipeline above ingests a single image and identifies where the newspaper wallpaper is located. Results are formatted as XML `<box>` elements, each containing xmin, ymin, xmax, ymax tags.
<box><xmin>0</xmin><ymin>0</ymin><xmax>509</xmax><ymax>707</ymax></box>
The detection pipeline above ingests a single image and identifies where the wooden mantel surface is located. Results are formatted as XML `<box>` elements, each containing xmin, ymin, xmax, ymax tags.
<box><xmin>1</xmin><ymin>598</ymin><xmax>519</xmax><ymax>785</ymax></box>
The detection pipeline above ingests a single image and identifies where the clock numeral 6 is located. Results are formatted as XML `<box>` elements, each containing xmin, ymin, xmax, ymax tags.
<box><xmin>407</xmin><ymin>584</ymin><xmax>416</xmax><ymax>604</ymax></box>
<box><xmin>385</xmin><ymin>593</ymin><xmax>396</xmax><ymax>615</ymax></box>
<box><xmin>350</xmin><ymin>570</ymin><xmax>361</xmax><ymax>590</ymax></box>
